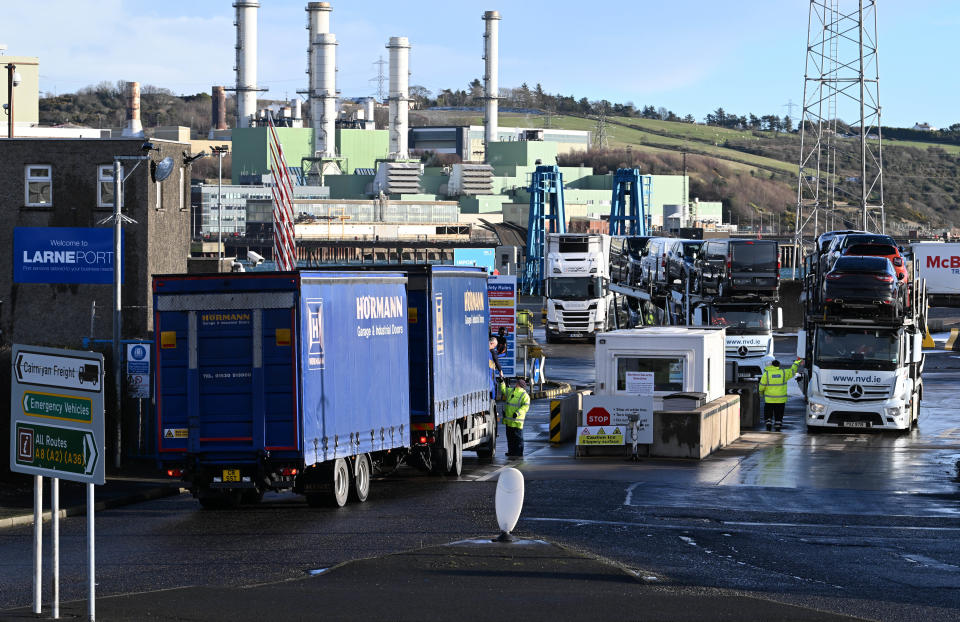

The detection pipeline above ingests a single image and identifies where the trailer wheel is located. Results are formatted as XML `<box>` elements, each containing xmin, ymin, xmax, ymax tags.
<box><xmin>476</xmin><ymin>406</ymin><xmax>498</xmax><ymax>462</ymax></box>
<box><xmin>329</xmin><ymin>458</ymin><xmax>350</xmax><ymax>507</ymax></box>
<box><xmin>449</xmin><ymin>423</ymin><xmax>463</xmax><ymax>477</ymax></box>
<box><xmin>437</xmin><ymin>424</ymin><xmax>455</xmax><ymax>473</ymax></box>
<box><xmin>350</xmin><ymin>454</ymin><xmax>371</xmax><ymax>503</ymax></box>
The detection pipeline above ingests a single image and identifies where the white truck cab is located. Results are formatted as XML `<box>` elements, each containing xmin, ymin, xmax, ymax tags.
<box><xmin>545</xmin><ymin>234</ymin><xmax>613</xmax><ymax>341</ymax></box>
<box><xmin>800</xmin><ymin>324</ymin><xmax>923</xmax><ymax>431</ymax></box>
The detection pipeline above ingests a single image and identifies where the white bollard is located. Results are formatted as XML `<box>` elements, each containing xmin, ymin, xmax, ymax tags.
<box><xmin>494</xmin><ymin>467</ymin><xmax>524</xmax><ymax>542</ymax></box>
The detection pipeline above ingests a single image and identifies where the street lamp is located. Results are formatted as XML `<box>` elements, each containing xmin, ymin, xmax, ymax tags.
<box><xmin>210</xmin><ymin>145</ymin><xmax>230</xmax><ymax>271</ymax></box>
<box><xmin>97</xmin><ymin>143</ymin><xmax>174</xmax><ymax>468</ymax></box>
<box><xmin>5</xmin><ymin>63</ymin><xmax>22</xmax><ymax>138</ymax></box>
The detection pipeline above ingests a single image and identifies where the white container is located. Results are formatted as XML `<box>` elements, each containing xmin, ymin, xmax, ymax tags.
<box><xmin>594</xmin><ymin>327</ymin><xmax>726</xmax><ymax>409</ymax></box>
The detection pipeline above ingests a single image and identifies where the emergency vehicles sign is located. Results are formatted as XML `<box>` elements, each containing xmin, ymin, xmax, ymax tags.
<box><xmin>14</xmin><ymin>227</ymin><xmax>122</xmax><ymax>284</ymax></box>
<box><xmin>579</xmin><ymin>395</ymin><xmax>653</xmax><ymax>444</ymax></box>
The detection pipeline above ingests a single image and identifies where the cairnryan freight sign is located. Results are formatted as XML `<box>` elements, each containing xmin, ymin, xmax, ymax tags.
<box><xmin>14</xmin><ymin>227</ymin><xmax>122</xmax><ymax>285</ymax></box>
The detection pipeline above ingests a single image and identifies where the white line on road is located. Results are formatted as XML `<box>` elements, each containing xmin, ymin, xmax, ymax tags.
<box><xmin>525</xmin><ymin>516</ymin><xmax>960</xmax><ymax>533</ymax></box>
<box><xmin>899</xmin><ymin>554</ymin><xmax>960</xmax><ymax>571</ymax></box>
<box><xmin>623</xmin><ymin>482</ymin><xmax>642</xmax><ymax>506</ymax></box>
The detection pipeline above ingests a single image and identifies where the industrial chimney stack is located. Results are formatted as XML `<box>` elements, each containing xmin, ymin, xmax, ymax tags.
<box><xmin>234</xmin><ymin>1</ymin><xmax>260</xmax><ymax>129</ymax></box>
<box><xmin>482</xmin><ymin>10</ymin><xmax>501</xmax><ymax>160</ymax></box>
<box><xmin>387</xmin><ymin>36</ymin><xmax>410</xmax><ymax>160</ymax></box>
<box><xmin>313</xmin><ymin>33</ymin><xmax>338</xmax><ymax>156</ymax></box>
<box><xmin>121</xmin><ymin>81</ymin><xmax>144</xmax><ymax>137</ymax></box>
<box><xmin>210</xmin><ymin>86</ymin><xmax>228</xmax><ymax>138</ymax></box>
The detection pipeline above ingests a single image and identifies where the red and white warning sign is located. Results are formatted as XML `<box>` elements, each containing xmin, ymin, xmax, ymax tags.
<box><xmin>580</xmin><ymin>395</ymin><xmax>653</xmax><ymax>444</ymax></box>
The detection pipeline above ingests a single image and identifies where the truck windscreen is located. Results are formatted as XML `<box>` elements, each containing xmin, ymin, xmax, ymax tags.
<box><xmin>709</xmin><ymin>308</ymin><xmax>771</xmax><ymax>330</ymax></box>
<box><xmin>548</xmin><ymin>277</ymin><xmax>604</xmax><ymax>300</ymax></box>
<box><xmin>815</xmin><ymin>328</ymin><xmax>899</xmax><ymax>370</ymax></box>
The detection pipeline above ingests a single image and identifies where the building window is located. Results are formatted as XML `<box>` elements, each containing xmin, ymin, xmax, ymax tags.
<box><xmin>25</xmin><ymin>165</ymin><xmax>53</xmax><ymax>207</ymax></box>
<box><xmin>616</xmin><ymin>356</ymin><xmax>685</xmax><ymax>393</ymax></box>
<box><xmin>97</xmin><ymin>164</ymin><xmax>115</xmax><ymax>208</ymax></box>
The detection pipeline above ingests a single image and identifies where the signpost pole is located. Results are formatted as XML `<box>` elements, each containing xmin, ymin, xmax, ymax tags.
<box><xmin>88</xmin><ymin>482</ymin><xmax>95</xmax><ymax>621</ymax></box>
<box><xmin>112</xmin><ymin>159</ymin><xmax>123</xmax><ymax>469</ymax></box>
<box><xmin>52</xmin><ymin>477</ymin><xmax>59</xmax><ymax>620</ymax></box>
<box><xmin>32</xmin><ymin>475</ymin><xmax>42</xmax><ymax>614</ymax></box>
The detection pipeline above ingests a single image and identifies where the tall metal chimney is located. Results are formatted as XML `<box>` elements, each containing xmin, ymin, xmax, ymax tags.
<box><xmin>291</xmin><ymin>97</ymin><xmax>302</xmax><ymax>123</ymax></box>
<box><xmin>363</xmin><ymin>97</ymin><xmax>376</xmax><ymax>130</ymax></box>
<box><xmin>121</xmin><ymin>81</ymin><xmax>144</xmax><ymax>137</ymax></box>
<box><xmin>312</xmin><ymin>33</ymin><xmax>338</xmax><ymax>157</ymax></box>
<box><xmin>211</xmin><ymin>86</ymin><xmax>228</xmax><ymax>137</ymax></box>
<box><xmin>305</xmin><ymin>3</ymin><xmax>332</xmax><ymax>132</ymax></box>
<box><xmin>482</xmin><ymin>10</ymin><xmax>501</xmax><ymax>160</ymax></box>
<box><xmin>387</xmin><ymin>36</ymin><xmax>410</xmax><ymax>160</ymax></box>
<box><xmin>234</xmin><ymin>1</ymin><xmax>260</xmax><ymax>129</ymax></box>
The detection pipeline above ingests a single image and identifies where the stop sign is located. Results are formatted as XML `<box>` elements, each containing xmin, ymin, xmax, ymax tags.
<box><xmin>586</xmin><ymin>407</ymin><xmax>610</xmax><ymax>426</ymax></box>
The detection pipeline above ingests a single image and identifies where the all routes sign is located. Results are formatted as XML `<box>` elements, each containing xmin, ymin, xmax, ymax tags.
<box><xmin>10</xmin><ymin>344</ymin><xmax>105</xmax><ymax>485</ymax></box>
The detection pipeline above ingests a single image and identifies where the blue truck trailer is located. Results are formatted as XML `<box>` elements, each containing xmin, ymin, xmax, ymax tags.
<box><xmin>153</xmin><ymin>266</ymin><xmax>496</xmax><ymax>508</ymax></box>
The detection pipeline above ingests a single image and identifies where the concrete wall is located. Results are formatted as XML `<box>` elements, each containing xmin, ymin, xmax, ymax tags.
<box><xmin>0</xmin><ymin>138</ymin><xmax>191</xmax><ymax>347</ymax></box>
<box><xmin>649</xmin><ymin>394</ymin><xmax>741</xmax><ymax>459</ymax></box>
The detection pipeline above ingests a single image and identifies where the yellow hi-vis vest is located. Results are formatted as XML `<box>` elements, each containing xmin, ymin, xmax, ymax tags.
<box><xmin>499</xmin><ymin>382</ymin><xmax>530</xmax><ymax>429</ymax></box>
<box><xmin>759</xmin><ymin>360</ymin><xmax>801</xmax><ymax>404</ymax></box>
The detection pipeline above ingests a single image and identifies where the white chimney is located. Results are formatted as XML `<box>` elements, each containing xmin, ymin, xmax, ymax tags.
<box><xmin>363</xmin><ymin>97</ymin><xmax>376</xmax><ymax>130</ymax></box>
<box><xmin>121</xmin><ymin>81</ymin><xmax>144</xmax><ymax>137</ymax></box>
<box><xmin>234</xmin><ymin>1</ymin><xmax>260</xmax><ymax>129</ymax></box>
<box><xmin>312</xmin><ymin>32</ymin><xmax>338</xmax><ymax>157</ymax></box>
<box><xmin>387</xmin><ymin>36</ymin><xmax>410</xmax><ymax>159</ymax></box>
<box><xmin>482</xmin><ymin>10</ymin><xmax>501</xmax><ymax>160</ymax></box>
<box><xmin>291</xmin><ymin>97</ymin><xmax>302</xmax><ymax>121</ymax></box>
<box><xmin>305</xmin><ymin>3</ymin><xmax>332</xmax><ymax>133</ymax></box>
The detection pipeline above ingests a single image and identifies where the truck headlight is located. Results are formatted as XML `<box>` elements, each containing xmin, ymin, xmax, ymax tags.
<box><xmin>885</xmin><ymin>406</ymin><xmax>902</xmax><ymax>417</ymax></box>
<box><xmin>809</xmin><ymin>402</ymin><xmax>826</xmax><ymax>415</ymax></box>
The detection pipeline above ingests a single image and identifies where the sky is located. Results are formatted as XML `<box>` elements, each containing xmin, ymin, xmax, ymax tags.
<box><xmin>2</xmin><ymin>0</ymin><xmax>956</xmax><ymax>129</ymax></box>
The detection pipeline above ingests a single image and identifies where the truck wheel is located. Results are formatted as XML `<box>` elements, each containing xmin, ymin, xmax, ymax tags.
<box><xmin>449</xmin><ymin>423</ymin><xmax>463</xmax><ymax>477</ymax></box>
<box><xmin>545</xmin><ymin>330</ymin><xmax>556</xmax><ymax>344</ymax></box>
<box><xmin>350</xmin><ymin>454</ymin><xmax>372</xmax><ymax>503</ymax></box>
<box><xmin>329</xmin><ymin>458</ymin><xmax>350</xmax><ymax>507</ymax></box>
<box><xmin>476</xmin><ymin>406</ymin><xmax>498</xmax><ymax>462</ymax></box>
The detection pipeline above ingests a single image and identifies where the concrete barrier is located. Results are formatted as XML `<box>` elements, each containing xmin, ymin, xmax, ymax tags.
<box><xmin>650</xmin><ymin>394</ymin><xmax>741</xmax><ymax>459</ymax></box>
<box><xmin>551</xmin><ymin>390</ymin><xmax>590</xmax><ymax>443</ymax></box>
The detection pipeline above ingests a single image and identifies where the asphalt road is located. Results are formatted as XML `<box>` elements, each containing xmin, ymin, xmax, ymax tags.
<box><xmin>1</xmin><ymin>329</ymin><xmax>958</xmax><ymax>621</ymax></box>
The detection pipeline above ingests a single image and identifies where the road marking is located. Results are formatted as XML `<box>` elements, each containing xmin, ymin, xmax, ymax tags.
<box><xmin>525</xmin><ymin>516</ymin><xmax>960</xmax><ymax>533</ymax></box>
<box><xmin>623</xmin><ymin>482</ymin><xmax>642</xmax><ymax>506</ymax></box>
<box><xmin>899</xmin><ymin>554</ymin><xmax>960</xmax><ymax>572</ymax></box>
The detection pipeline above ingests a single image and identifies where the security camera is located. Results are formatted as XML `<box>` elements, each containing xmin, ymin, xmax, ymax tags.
<box><xmin>246</xmin><ymin>250</ymin><xmax>264</xmax><ymax>266</ymax></box>
<box><xmin>140</xmin><ymin>141</ymin><xmax>157</xmax><ymax>152</ymax></box>
<box><xmin>12</xmin><ymin>71</ymin><xmax>22</xmax><ymax>88</ymax></box>
<box><xmin>230</xmin><ymin>259</ymin><xmax>245</xmax><ymax>273</ymax></box>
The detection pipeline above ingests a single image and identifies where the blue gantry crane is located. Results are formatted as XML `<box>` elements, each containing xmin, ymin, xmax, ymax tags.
<box><xmin>522</xmin><ymin>165</ymin><xmax>566</xmax><ymax>295</ymax></box>
<box><xmin>609</xmin><ymin>168</ymin><xmax>651</xmax><ymax>236</ymax></box>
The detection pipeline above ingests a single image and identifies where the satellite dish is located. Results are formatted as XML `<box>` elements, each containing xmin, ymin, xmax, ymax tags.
<box><xmin>152</xmin><ymin>157</ymin><xmax>175</xmax><ymax>182</ymax></box>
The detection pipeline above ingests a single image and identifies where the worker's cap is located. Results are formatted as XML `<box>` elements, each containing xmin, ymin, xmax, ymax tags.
<box><xmin>514</xmin><ymin>378</ymin><xmax>527</xmax><ymax>390</ymax></box>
